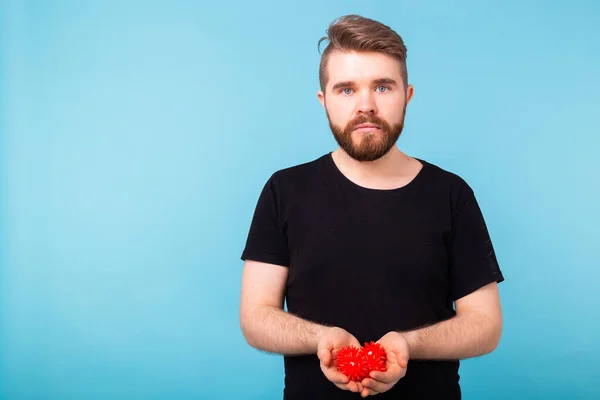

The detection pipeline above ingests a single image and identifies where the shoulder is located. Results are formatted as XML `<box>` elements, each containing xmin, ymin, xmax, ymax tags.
<box><xmin>253</xmin><ymin>154</ymin><xmax>330</xmax><ymax>215</ymax></box>
<box><xmin>417</xmin><ymin>158</ymin><xmax>479</xmax><ymax>215</ymax></box>
<box><xmin>418</xmin><ymin>158</ymin><xmax>474</xmax><ymax>193</ymax></box>
<box><xmin>267</xmin><ymin>153</ymin><xmax>330</xmax><ymax>190</ymax></box>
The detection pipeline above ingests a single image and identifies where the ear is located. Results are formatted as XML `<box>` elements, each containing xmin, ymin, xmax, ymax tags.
<box><xmin>405</xmin><ymin>84</ymin><xmax>415</xmax><ymax>105</ymax></box>
<box><xmin>317</xmin><ymin>90</ymin><xmax>325</xmax><ymax>108</ymax></box>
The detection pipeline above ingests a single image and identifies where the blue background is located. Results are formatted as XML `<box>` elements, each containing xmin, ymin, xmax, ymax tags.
<box><xmin>1</xmin><ymin>0</ymin><xmax>599</xmax><ymax>398</ymax></box>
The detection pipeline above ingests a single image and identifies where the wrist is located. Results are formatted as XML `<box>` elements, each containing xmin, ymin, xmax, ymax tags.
<box><xmin>401</xmin><ymin>330</ymin><xmax>420</xmax><ymax>359</ymax></box>
<box><xmin>313</xmin><ymin>325</ymin><xmax>330</xmax><ymax>352</ymax></box>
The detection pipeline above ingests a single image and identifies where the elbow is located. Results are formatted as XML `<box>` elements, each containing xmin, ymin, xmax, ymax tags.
<box><xmin>240</xmin><ymin>313</ymin><xmax>255</xmax><ymax>348</ymax></box>
<box><xmin>243</xmin><ymin>334</ymin><xmax>260</xmax><ymax>350</ymax></box>
<box><xmin>485</xmin><ymin>316</ymin><xmax>503</xmax><ymax>354</ymax></box>
<box><xmin>240</xmin><ymin>307</ymin><xmax>263</xmax><ymax>349</ymax></box>
<box><xmin>242</xmin><ymin>329</ymin><xmax>260</xmax><ymax>350</ymax></box>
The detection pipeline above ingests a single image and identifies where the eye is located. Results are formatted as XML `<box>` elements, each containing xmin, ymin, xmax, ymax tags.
<box><xmin>376</xmin><ymin>85</ymin><xmax>390</xmax><ymax>92</ymax></box>
<box><xmin>341</xmin><ymin>88</ymin><xmax>353</xmax><ymax>95</ymax></box>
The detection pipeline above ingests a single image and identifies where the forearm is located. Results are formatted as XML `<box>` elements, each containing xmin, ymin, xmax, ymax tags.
<box><xmin>241</xmin><ymin>305</ymin><xmax>328</xmax><ymax>355</ymax></box>
<box><xmin>402</xmin><ymin>310</ymin><xmax>502</xmax><ymax>360</ymax></box>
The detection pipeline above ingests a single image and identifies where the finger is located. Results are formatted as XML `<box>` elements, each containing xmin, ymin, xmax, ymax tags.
<box><xmin>347</xmin><ymin>381</ymin><xmax>361</xmax><ymax>393</ymax></box>
<box><xmin>354</xmin><ymin>381</ymin><xmax>364</xmax><ymax>392</ymax></box>
<box><xmin>318</xmin><ymin>348</ymin><xmax>331</xmax><ymax>366</ymax></box>
<box><xmin>321</xmin><ymin>365</ymin><xmax>350</xmax><ymax>385</ymax></box>
<box><xmin>369</xmin><ymin>370</ymin><xmax>403</xmax><ymax>385</ymax></box>
<box><xmin>389</xmin><ymin>349</ymin><xmax>409</xmax><ymax>369</ymax></box>
<box><xmin>319</xmin><ymin>338</ymin><xmax>336</xmax><ymax>366</ymax></box>
<box><xmin>362</xmin><ymin>377</ymin><xmax>390</xmax><ymax>394</ymax></box>
<box><xmin>398</xmin><ymin>356</ymin><xmax>408</xmax><ymax>369</ymax></box>
<box><xmin>334</xmin><ymin>382</ymin><xmax>361</xmax><ymax>393</ymax></box>
<box><xmin>332</xmin><ymin>380</ymin><xmax>360</xmax><ymax>393</ymax></box>
<box><xmin>360</xmin><ymin>387</ymin><xmax>379</xmax><ymax>397</ymax></box>
<box><xmin>330</xmin><ymin>348</ymin><xmax>340</xmax><ymax>360</ymax></box>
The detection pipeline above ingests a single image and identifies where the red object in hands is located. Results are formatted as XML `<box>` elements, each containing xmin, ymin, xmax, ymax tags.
<box><xmin>335</xmin><ymin>342</ymin><xmax>387</xmax><ymax>382</ymax></box>
<box><xmin>362</xmin><ymin>341</ymin><xmax>387</xmax><ymax>372</ymax></box>
<box><xmin>334</xmin><ymin>346</ymin><xmax>370</xmax><ymax>382</ymax></box>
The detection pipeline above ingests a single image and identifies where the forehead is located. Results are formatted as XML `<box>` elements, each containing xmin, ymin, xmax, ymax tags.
<box><xmin>325</xmin><ymin>50</ymin><xmax>403</xmax><ymax>86</ymax></box>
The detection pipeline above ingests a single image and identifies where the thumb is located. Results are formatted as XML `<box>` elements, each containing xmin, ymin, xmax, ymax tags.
<box><xmin>390</xmin><ymin>350</ymin><xmax>408</xmax><ymax>369</ymax></box>
<box><xmin>398</xmin><ymin>355</ymin><xmax>409</xmax><ymax>369</ymax></box>
<box><xmin>348</xmin><ymin>335</ymin><xmax>361</xmax><ymax>348</ymax></box>
<box><xmin>319</xmin><ymin>349</ymin><xmax>332</xmax><ymax>366</ymax></box>
<box><xmin>318</xmin><ymin>342</ymin><xmax>333</xmax><ymax>366</ymax></box>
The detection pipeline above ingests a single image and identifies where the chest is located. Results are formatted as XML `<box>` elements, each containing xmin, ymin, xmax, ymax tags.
<box><xmin>284</xmin><ymin>189</ymin><xmax>452</xmax><ymax>288</ymax></box>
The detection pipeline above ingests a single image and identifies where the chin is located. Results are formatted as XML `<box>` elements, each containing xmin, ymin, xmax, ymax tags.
<box><xmin>352</xmin><ymin>136</ymin><xmax>384</xmax><ymax>148</ymax></box>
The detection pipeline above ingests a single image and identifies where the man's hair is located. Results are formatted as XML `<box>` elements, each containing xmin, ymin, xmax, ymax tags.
<box><xmin>318</xmin><ymin>15</ymin><xmax>408</xmax><ymax>92</ymax></box>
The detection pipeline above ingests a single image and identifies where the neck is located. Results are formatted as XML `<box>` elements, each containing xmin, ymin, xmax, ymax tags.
<box><xmin>331</xmin><ymin>146</ymin><xmax>421</xmax><ymax>190</ymax></box>
<box><xmin>333</xmin><ymin>146</ymin><xmax>410</xmax><ymax>176</ymax></box>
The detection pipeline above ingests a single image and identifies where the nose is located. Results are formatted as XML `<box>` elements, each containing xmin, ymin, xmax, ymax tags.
<box><xmin>356</xmin><ymin>91</ymin><xmax>377</xmax><ymax>115</ymax></box>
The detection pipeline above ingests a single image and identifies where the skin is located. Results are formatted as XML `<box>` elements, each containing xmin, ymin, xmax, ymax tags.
<box><xmin>317</xmin><ymin>50</ymin><xmax>421</xmax><ymax>188</ymax></box>
<box><xmin>240</xmin><ymin>50</ymin><xmax>503</xmax><ymax>397</ymax></box>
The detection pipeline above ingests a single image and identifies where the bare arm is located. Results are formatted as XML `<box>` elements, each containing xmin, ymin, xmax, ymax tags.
<box><xmin>239</xmin><ymin>260</ymin><xmax>328</xmax><ymax>355</ymax></box>
<box><xmin>403</xmin><ymin>282</ymin><xmax>503</xmax><ymax>360</ymax></box>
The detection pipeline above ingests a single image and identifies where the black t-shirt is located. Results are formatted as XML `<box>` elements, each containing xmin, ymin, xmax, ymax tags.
<box><xmin>241</xmin><ymin>153</ymin><xmax>504</xmax><ymax>399</ymax></box>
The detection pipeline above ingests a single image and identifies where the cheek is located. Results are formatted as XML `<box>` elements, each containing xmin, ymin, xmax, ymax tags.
<box><xmin>327</xmin><ymin>101</ymin><xmax>356</xmax><ymax>124</ymax></box>
<box><xmin>378</xmin><ymin>93</ymin><xmax>403</xmax><ymax>108</ymax></box>
<box><xmin>378</xmin><ymin>97</ymin><xmax>406</xmax><ymax>120</ymax></box>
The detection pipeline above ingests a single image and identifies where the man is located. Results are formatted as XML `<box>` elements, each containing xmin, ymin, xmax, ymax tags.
<box><xmin>239</xmin><ymin>14</ymin><xmax>504</xmax><ymax>399</ymax></box>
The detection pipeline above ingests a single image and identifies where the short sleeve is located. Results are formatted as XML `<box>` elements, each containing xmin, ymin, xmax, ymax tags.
<box><xmin>448</xmin><ymin>184</ymin><xmax>504</xmax><ymax>301</ymax></box>
<box><xmin>240</xmin><ymin>175</ymin><xmax>290</xmax><ymax>267</ymax></box>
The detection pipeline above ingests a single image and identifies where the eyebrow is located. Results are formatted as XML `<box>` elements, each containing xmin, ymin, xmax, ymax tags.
<box><xmin>331</xmin><ymin>78</ymin><xmax>398</xmax><ymax>91</ymax></box>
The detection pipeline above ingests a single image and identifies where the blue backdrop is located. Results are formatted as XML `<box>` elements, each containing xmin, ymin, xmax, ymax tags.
<box><xmin>1</xmin><ymin>0</ymin><xmax>599</xmax><ymax>399</ymax></box>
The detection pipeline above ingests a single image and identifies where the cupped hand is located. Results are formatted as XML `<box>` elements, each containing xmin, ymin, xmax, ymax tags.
<box><xmin>360</xmin><ymin>331</ymin><xmax>409</xmax><ymax>397</ymax></box>
<box><xmin>317</xmin><ymin>327</ymin><xmax>364</xmax><ymax>393</ymax></box>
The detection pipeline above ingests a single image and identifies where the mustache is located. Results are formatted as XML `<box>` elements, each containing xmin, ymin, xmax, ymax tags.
<box><xmin>346</xmin><ymin>115</ymin><xmax>388</xmax><ymax>131</ymax></box>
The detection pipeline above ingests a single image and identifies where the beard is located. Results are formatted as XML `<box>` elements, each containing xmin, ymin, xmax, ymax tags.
<box><xmin>327</xmin><ymin>106</ymin><xmax>406</xmax><ymax>162</ymax></box>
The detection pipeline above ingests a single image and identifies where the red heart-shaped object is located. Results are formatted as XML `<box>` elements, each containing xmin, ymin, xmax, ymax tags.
<box><xmin>335</xmin><ymin>341</ymin><xmax>387</xmax><ymax>381</ymax></box>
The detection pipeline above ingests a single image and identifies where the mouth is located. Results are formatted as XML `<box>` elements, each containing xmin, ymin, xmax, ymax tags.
<box><xmin>353</xmin><ymin>123</ymin><xmax>382</xmax><ymax>132</ymax></box>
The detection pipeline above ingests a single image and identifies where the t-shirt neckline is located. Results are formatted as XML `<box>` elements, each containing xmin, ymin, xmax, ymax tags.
<box><xmin>324</xmin><ymin>151</ymin><xmax>428</xmax><ymax>194</ymax></box>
